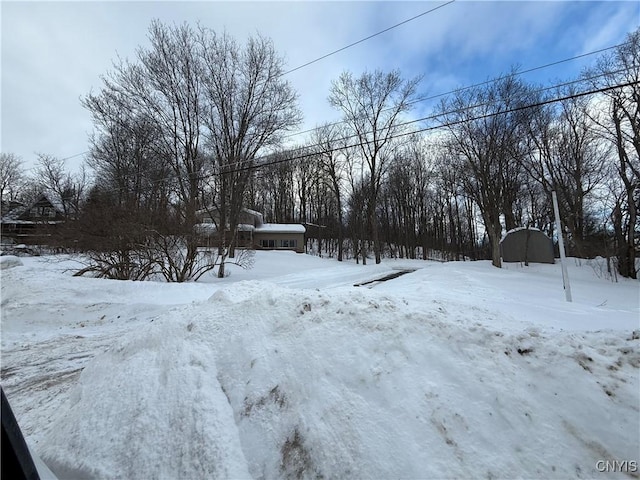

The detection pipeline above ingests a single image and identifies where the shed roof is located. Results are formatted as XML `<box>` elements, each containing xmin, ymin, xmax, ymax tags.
<box><xmin>500</xmin><ymin>227</ymin><xmax>545</xmax><ymax>243</ymax></box>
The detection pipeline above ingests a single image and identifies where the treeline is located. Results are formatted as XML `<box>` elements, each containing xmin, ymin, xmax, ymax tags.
<box><xmin>1</xmin><ymin>23</ymin><xmax>637</xmax><ymax>280</ymax></box>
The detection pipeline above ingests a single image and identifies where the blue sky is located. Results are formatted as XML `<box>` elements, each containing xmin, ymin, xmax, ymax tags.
<box><xmin>1</xmin><ymin>1</ymin><xmax>638</xmax><ymax>173</ymax></box>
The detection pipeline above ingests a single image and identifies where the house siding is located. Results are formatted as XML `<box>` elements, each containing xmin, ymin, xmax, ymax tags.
<box><xmin>254</xmin><ymin>232</ymin><xmax>305</xmax><ymax>253</ymax></box>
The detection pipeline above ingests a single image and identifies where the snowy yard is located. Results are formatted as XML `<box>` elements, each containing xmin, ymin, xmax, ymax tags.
<box><xmin>1</xmin><ymin>252</ymin><xmax>638</xmax><ymax>479</ymax></box>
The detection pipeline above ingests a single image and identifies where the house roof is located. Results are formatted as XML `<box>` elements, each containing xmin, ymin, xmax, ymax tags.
<box><xmin>193</xmin><ymin>223</ymin><xmax>217</xmax><ymax>238</ymax></box>
<box><xmin>1</xmin><ymin>204</ymin><xmax>30</xmax><ymax>222</ymax></box>
<box><xmin>195</xmin><ymin>207</ymin><xmax>304</xmax><ymax>234</ymax></box>
<box><xmin>197</xmin><ymin>206</ymin><xmax>263</xmax><ymax>218</ymax></box>
<box><xmin>195</xmin><ymin>222</ymin><xmax>305</xmax><ymax>235</ymax></box>
<box><xmin>254</xmin><ymin>223</ymin><xmax>306</xmax><ymax>234</ymax></box>
<box><xmin>41</xmin><ymin>191</ymin><xmax>68</xmax><ymax>215</ymax></box>
<box><xmin>1</xmin><ymin>192</ymin><xmax>70</xmax><ymax>224</ymax></box>
<box><xmin>242</xmin><ymin>208</ymin><xmax>264</xmax><ymax>223</ymax></box>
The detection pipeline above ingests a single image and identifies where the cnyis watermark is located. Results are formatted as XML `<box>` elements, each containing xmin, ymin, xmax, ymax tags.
<box><xmin>595</xmin><ymin>460</ymin><xmax>638</xmax><ymax>473</ymax></box>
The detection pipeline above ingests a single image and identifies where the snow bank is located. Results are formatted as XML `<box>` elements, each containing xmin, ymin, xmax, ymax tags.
<box><xmin>40</xmin><ymin>281</ymin><xmax>639</xmax><ymax>479</ymax></box>
<box><xmin>0</xmin><ymin>255</ymin><xmax>23</xmax><ymax>269</ymax></box>
<box><xmin>39</xmin><ymin>317</ymin><xmax>251</xmax><ymax>479</ymax></box>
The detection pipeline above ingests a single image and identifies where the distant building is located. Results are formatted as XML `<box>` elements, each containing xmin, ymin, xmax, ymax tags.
<box><xmin>196</xmin><ymin>208</ymin><xmax>305</xmax><ymax>253</ymax></box>
<box><xmin>500</xmin><ymin>227</ymin><xmax>555</xmax><ymax>264</ymax></box>
<box><xmin>0</xmin><ymin>193</ymin><xmax>71</xmax><ymax>244</ymax></box>
<box><xmin>0</xmin><ymin>200</ymin><xmax>25</xmax><ymax>217</ymax></box>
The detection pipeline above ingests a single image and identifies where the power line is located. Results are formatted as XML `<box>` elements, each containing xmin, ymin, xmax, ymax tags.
<box><xmin>90</xmin><ymin>76</ymin><xmax>635</xmax><ymax>198</ymax></box>
<box><xmin>55</xmin><ymin>2</ymin><xmax>455</xmax><ymax>165</ymax></box>
<box><xmin>66</xmin><ymin>41</ymin><xmax>626</xmax><ymax>164</ymax></box>
<box><xmin>61</xmin><ymin>151</ymin><xmax>89</xmax><ymax>162</ymax></box>
<box><xmin>68</xmin><ymin>6</ymin><xmax>633</xmax><ymax>190</ymax></box>
<box><xmin>385</xmin><ymin>68</ymin><xmax>631</xmax><ymax>141</ymax></box>
<box><xmin>408</xmin><ymin>43</ymin><xmax>627</xmax><ymax>107</ymax></box>
<box><xmin>283</xmin><ymin>42</ymin><xmax>629</xmax><ymax>140</ymax></box>
<box><xmin>202</xmin><ymin>67</ymin><xmax>632</xmax><ymax>173</ymax></box>
<box><xmin>282</xmin><ymin>1</ymin><xmax>456</xmax><ymax>76</ymax></box>
<box><xmin>212</xmin><ymin>80</ymin><xmax>637</xmax><ymax>177</ymax></box>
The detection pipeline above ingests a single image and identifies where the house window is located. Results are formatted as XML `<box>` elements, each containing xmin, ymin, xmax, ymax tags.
<box><xmin>261</xmin><ymin>239</ymin><xmax>275</xmax><ymax>248</ymax></box>
<box><xmin>278</xmin><ymin>239</ymin><xmax>297</xmax><ymax>248</ymax></box>
<box><xmin>30</xmin><ymin>206</ymin><xmax>55</xmax><ymax>218</ymax></box>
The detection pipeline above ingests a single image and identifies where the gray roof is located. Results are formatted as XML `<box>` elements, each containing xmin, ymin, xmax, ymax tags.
<box><xmin>1</xmin><ymin>192</ymin><xmax>68</xmax><ymax>223</ymax></box>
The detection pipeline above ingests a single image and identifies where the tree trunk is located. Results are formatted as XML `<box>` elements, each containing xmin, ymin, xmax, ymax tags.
<box><xmin>483</xmin><ymin>210</ymin><xmax>502</xmax><ymax>268</ymax></box>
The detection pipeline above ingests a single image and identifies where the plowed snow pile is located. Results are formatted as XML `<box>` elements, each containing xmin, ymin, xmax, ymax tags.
<box><xmin>1</xmin><ymin>253</ymin><xmax>638</xmax><ymax>479</ymax></box>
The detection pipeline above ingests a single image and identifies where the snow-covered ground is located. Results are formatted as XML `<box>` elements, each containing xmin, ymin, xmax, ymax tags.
<box><xmin>1</xmin><ymin>252</ymin><xmax>638</xmax><ymax>479</ymax></box>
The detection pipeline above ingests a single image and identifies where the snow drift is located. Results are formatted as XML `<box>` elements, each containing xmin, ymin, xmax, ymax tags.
<box><xmin>37</xmin><ymin>280</ymin><xmax>639</xmax><ymax>479</ymax></box>
<box><xmin>39</xmin><ymin>315</ymin><xmax>251</xmax><ymax>479</ymax></box>
<box><xmin>0</xmin><ymin>255</ymin><xmax>23</xmax><ymax>270</ymax></box>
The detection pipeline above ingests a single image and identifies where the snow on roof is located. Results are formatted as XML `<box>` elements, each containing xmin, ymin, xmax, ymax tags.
<box><xmin>1</xmin><ymin>205</ymin><xmax>29</xmax><ymax>222</ymax></box>
<box><xmin>242</xmin><ymin>208</ymin><xmax>263</xmax><ymax>219</ymax></box>
<box><xmin>195</xmin><ymin>220</ymin><xmax>303</xmax><ymax>234</ymax></box>
<box><xmin>1</xmin><ymin>220</ymin><xmax>63</xmax><ymax>225</ymax></box>
<box><xmin>254</xmin><ymin>223</ymin><xmax>306</xmax><ymax>234</ymax></box>
<box><xmin>194</xmin><ymin>223</ymin><xmax>218</xmax><ymax>235</ymax></box>
<box><xmin>1</xmin><ymin>192</ymin><xmax>69</xmax><ymax>223</ymax></box>
<box><xmin>500</xmin><ymin>226</ymin><xmax>545</xmax><ymax>243</ymax></box>
<box><xmin>42</xmin><ymin>191</ymin><xmax>67</xmax><ymax>215</ymax></box>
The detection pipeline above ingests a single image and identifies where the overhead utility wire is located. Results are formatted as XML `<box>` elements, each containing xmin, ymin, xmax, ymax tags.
<box><xmin>69</xmin><ymin>41</ymin><xmax>628</xmax><ymax>166</ymax></box>
<box><xmin>406</xmin><ymin>43</ymin><xmax>627</xmax><ymax>107</ymax></box>
<box><xmin>215</xmin><ymin>81</ymin><xmax>638</xmax><ymax>176</ymax></box>
<box><xmin>282</xmin><ymin>0</ymin><xmax>456</xmax><ymax>76</ymax></box>
<box><xmin>56</xmin><ymin>2</ymin><xmax>454</xmax><ymax>165</ymax></box>
<box><xmin>95</xmin><ymin>77</ymin><xmax>635</xmax><ymax>198</ymax></box>
<box><xmin>58</xmin><ymin>5</ymin><xmax>626</xmax><ymax>166</ymax></box>
<box><xmin>92</xmin><ymin>66</ymin><xmax>633</xmax><ymax>196</ymax></box>
<box><xmin>283</xmin><ymin>42</ymin><xmax>629</xmax><ymax>140</ymax></box>
<box><xmin>191</xmin><ymin>67</ymin><xmax>631</xmax><ymax>173</ymax></box>
<box><xmin>60</xmin><ymin>151</ymin><xmax>89</xmax><ymax>162</ymax></box>
<box><xmin>385</xmin><ymin>68</ymin><xmax>631</xmax><ymax>141</ymax></box>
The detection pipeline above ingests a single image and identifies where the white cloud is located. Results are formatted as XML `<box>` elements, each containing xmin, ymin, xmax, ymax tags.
<box><xmin>1</xmin><ymin>1</ymin><xmax>635</xmax><ymax>173</ymax></box>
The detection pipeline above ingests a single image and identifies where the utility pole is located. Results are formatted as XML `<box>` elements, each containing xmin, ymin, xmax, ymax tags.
<box><xmin>552</xmin><ymin>191</ymin><xmax>572</xmax><ymax>302</ymax></box>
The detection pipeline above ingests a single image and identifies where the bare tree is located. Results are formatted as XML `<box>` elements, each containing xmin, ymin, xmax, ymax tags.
<box><xmin>83</xmin><ymin>88</ymin><xmax>172</xmax><ymax>212</ymax></box>
<box><xmin>73</xmin><ymin>185</ymin><xmax>157</xmax><ymax>280</ymax></box>
<box><xmin>523</xmin><ymin>86</ymin><xmax>612</xmax><ymax>256</ymax></box>
<box><xmin>438</xmin><ymin>74</ymin><xmax>530</xmax><ymax>268</ymax></box>
<box><xmin>584</xmin><ymin>28</ymin><xmax>639</xmax><ymax>278</ymax></box>
<box><xmin>87</xmin><ymin>21</ymin><xmax>207</xmax><ymax>282</ymax></box>
<box><xmin>82</xmin><ymin>22</ymin><xmax>215</xmax><ymax>281</ymax></box>
<box><xmin>329</xmin><ymin>69</ymin><xmax>420</xmax><ymax>264</ymax></box>
<box><xmin>250</xmin><ymin>152</ymin><xmax>298</xmax><ymax>223</ymax></box>
<box><xmin>311</xmin><ymin>123</ymin><xmax>348</xmax><ymax>260</ymax></box>
<box><xmin>0</xmin><ymin>153</ymin><xmax>23</xmax><ymax>209</ymax></box>
<box><xmin>199</xmin><ymin>30</ymin><xmax>301</xmax><ymax>277</ymax></box>
<box><xmin>379</xmin><ymin>135</ymin><xmax>437</xmax><ymax>260</ymax></box>
<box><xmin>83</xmin><ymin>21</ymin><xmax>299</xmax><ymax>281</ymax></box>
<box><xmin>346</xmin><ymin>178</ymin><xmax>370</xmax><ymax>264</ymax></box>
<box><xmin>35</xmin><ymin>154</ymin><xmax>87</xmax><ymax>218</ymax></box>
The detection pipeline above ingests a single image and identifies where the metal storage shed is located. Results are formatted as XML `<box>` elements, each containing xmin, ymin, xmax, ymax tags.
<box><xmin>500</xmin><ymin>227</ymin><xmax>555</xmax><ymax>264</ymax></box>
